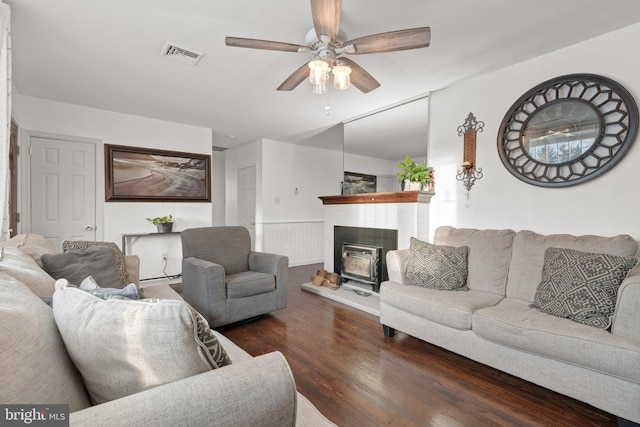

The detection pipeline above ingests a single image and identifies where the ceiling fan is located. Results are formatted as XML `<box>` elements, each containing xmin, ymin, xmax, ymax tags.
<box><xmin>224</xmin><ymin>0</ymin><xmax>430</xmax><ymax>94</ymax></box>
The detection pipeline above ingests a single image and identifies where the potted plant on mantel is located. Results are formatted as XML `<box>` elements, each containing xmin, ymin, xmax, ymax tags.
<box><xmin>146</xmin><ymin>214</ymin><xmax>174</xmax><ymax>233</ymax></box>
<box><xmin>397</xmin><ymin>155</ymin><xmax>434</xmax><ymax>191</ymax></box>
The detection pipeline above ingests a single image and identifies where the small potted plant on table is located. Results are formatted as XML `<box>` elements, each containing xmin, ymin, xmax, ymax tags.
<box><xmin>146</xmin><ymin>214</ymin><xmax>174</xmax><ymax>233</ymax></box>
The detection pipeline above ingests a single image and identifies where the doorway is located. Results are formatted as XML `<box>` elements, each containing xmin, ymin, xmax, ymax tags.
<box><xmin>237</xmin><ymin>165</ymin><xmax>256</xmax><ymax>249</ymax></box>
<box><xmin>26</xmin><ymin>135</ymin><xmax>97</xmax><ymax>250</ymax></box>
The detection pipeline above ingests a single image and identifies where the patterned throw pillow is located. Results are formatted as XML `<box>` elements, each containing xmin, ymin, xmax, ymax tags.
<box><xmin>62</xmin><ymin>240</ymin><xmax>129</xmax><ymax>286</ymax></box>
<box><xmin>405</xmin><ymin>237</ymin><xmax>470</xmax><ymax>291</ymax></box>
<box><xmin>533</xmin><ymin>247</ymin><xmax>639</xmax><ymax>329</ymax></box>
<box><xmin>191</xmin><ymin>307</ymin><xmax>233</xmax><ymax>368</ymax></box>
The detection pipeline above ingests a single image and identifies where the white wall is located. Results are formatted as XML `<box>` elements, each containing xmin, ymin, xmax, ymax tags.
<box><xmin>225</xmin><ymin>138</ymin><xmax>342</xmax><ymax>265</ymax></box>
<box><xmin>211</xmin><ymin>150</ymin><xmax>226</xmax><ymax>226</ymax></box>
<box><xmin>428</xmin><ymin>24</ymin><xmax>640</xmax><ymax>240</ymax></box>
<box><xmin>12</xmin><ymin>94</ymin><xmax>214</xmax><ymax>283</ymax></box>
<box><xmin>224</xmin><ymin>139</ymin><xmax>260</xmax><ymax>228</ymax></box>
<box><xmin>261</xmin><ymin>138</ymin><xmax>342</xmax><ymax>222</ymax></box>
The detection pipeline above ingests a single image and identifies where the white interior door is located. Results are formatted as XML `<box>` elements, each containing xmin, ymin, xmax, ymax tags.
<box><xmin>237</xmin><ymin>165</ymin><xmax>256</xmax><ymax>248</ymax></box>
<box><xmin>30</xmin><ymin>136</ymin><xmax>96</xmax><ymax>250</ymax></box>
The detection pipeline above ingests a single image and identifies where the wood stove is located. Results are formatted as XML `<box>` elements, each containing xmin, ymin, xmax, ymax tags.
<box><xmin>341</xmin><ymin>243</ymin><xmax>382</xmax><ymax>293</ymax></box>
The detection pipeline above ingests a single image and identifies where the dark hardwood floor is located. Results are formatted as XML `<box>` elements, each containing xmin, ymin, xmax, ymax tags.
<box><xmin>218</xmin><ymin>264</ymin><xmax>618</xmax><ymax>427</ymax></box>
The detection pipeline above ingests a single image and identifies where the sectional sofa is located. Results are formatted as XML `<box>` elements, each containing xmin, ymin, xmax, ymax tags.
<box><xmin>381</xmin><ymin>226</ymin><xmax>640</xmax><ymax>424</ymax></box>
<box><xmin>0</xmin><ymin>234</ymin><xmax>334</xmax><ymax>426</ymax></box>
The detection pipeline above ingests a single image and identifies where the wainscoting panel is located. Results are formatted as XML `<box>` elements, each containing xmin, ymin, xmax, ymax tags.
<box><xmin>262</xmin><ymin>221</ymin><xmax>324</xmax><ymax>267</ymax></box>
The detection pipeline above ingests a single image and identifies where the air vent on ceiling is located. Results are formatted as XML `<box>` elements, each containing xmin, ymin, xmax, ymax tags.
<box><xmin>161</xmin><ymin>41</ymin><xmax>204</xmax><ymax>66</ymax></box>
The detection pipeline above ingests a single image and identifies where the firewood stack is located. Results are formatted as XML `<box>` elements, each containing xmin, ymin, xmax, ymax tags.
<box><xmin>310</xmin><ymin>268</ymin><xmax>341</xmax><ymax>290</ymax></box>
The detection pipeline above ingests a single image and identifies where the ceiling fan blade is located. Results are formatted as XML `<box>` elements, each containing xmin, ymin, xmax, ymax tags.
<box><xmin>277</xmin><ymin>62</ymin><xmax>311</xmax><ymax>91</ymax></box>
<box><xmin>341</xmin><ymin>58</ymin><xmax>380</xmax><ymax>93</ymax></box>
<box><xmin>225</xmin><ymin>37</ymin><xmax>309</xmax><ymax>53</ymax></box>
<box><xmin>311</xmin><ymin>0</ymin><xmax>341</xmax><ymax>42</ymax></box>
<box><xmin>345</xmin><ymin>27</ymin><xmax>431</xmax><ymax>54</ymax></box>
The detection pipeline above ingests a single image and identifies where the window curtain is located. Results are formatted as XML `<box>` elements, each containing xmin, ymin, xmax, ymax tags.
<box><xmin>0</xmin><ymin>2</ymin><xmax>11</xmax><ymax>242</ymax></box>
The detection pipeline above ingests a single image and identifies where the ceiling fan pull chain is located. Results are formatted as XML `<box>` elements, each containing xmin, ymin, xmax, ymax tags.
<box><xmin>325</xmin><ymin>92</ymin><xmax>331</xmax><ymax>116</ymax></box>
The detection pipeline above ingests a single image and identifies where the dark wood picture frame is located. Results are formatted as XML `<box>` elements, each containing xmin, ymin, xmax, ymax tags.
<box><xmin>105</xmin><ymin>144</ymin><xmax>211</xmax><ymax>202</ymax></box>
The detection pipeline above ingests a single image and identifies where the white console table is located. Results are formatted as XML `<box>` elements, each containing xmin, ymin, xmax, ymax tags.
<box><xmin>121</xmin><ymin>231</ymin><xmax>181</xmax><ymax>256</ymax></box>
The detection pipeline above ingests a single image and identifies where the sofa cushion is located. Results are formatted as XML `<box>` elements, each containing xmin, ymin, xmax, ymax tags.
<box><xmin>405</xmin><ymin>237</ymin><xmax>469</xmax><ymax>291</ymax></box>
<box><xmin>42</xmin><ymin>246</ymin><xmax>125</xmax><ymax>289</ymax></box>
<box><xmin>506</xmin><ymin>230</ymin><xmax>638</xmax><ymax>303</ymax></box>
<box><xmin>473</xmin><ymin>298</ymin><xmax>640</xmax><ymax>384</ymax></box>
<box><xmin>53</xmin><ymin>286</ymin><xmax>231</xmax><ymax>405</ymax></box>
<box><xmin>0</xmin><ymin>247</ymin><xmax>56</xmax><ymax>297</ymax></box>
<box><xmin>62</xmin><ymin>240</ymin><xmax>129</xmax><ymax>286</ymax></box>
<box><xmin>533</xmin><ymin>247</ymin><xmax>638</xmax><ymax>329</ymax></box>
<box><xmin>0</xmin><ymin>233</ymin><xmax>55</xmax><ymax>267</ymax></box>
<box><xmin>0</xmin><ymin>273</ymin><xmax>90</xmax><ymax>411</ymax></box>
<box><xmin>434</xmin><ymin>226</ymin><xmax>515</xmax><ymax>295</ymax></box>
<box><xmin>381</xmin><ymin>280</ymin><xmax>503</xmax><ymax>330</ymax></box>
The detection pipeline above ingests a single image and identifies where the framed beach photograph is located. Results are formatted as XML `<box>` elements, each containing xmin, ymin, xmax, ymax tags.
<box><xmin>105</xmin><ymin>144</ymin><xmax>211</xmax><ymax>202</ymax></box>
<box><xmin>342</xmin><ymin>171</ymin><xmax>377</xmax><ymax>194</ymax></box>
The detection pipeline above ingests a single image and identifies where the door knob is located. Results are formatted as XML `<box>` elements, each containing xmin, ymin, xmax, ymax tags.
<box><xmin>85</xmin><ymin>225</ymin><xmax>94</xmax><ymax>231</ymax></box>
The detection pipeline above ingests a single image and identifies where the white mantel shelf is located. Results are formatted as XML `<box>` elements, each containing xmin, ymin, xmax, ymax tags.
<box><xmin>318</xmin><ymin>191</ymin><xmax>434</xmax><ymax>205</ymax></box>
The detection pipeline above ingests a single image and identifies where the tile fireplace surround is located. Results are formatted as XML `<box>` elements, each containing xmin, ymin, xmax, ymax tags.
<box><xmin>319</xmin><ymin>191</ymin><xmax>433</xmax><ymax>273</ymax></box>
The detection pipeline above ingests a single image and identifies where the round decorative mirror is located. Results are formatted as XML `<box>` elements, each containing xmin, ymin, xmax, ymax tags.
<box><xmin>498</xmin><ymin>74</ymin><xmax>638</xmax><ymax>187</ymax></box>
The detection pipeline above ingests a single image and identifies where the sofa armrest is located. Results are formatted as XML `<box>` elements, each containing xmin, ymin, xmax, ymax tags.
<box><xmin>70</xmin><ymin>352</ymin><xmax>296</xmax><ymax>427</ymax></box>
<box><xmin>611</xmin><ymin>263</ymin><xmax>640</xmax><ymax>341</ymax></box>
<box><xmin>124</xmin><ymin>255</ymin><xmax>140</xmax><ymax>286</ymax></box>
<box><xmin>181</xmin><ymin>257</ymin><xmax>226</xmax><ymax>324</ymax></box>
<box><xmin>249</xmin><ymin>252</ymin><xmax>289</xmax><ymax>309</ymax></box>
<box><xmin>386</xmin><ymin>249</ymin><xmax>410</xmax><ymax>284</ymax></box>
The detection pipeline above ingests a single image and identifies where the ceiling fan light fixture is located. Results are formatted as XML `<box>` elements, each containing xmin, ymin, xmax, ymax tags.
<box><xmin>332</xmin><ymin>64</ymin><xmax>351</xmax><ymax>90</ymax></box>
<box><xmin>311</xmin><ymin>78</ymin><xmax>328</xmax><ymax>95</ymax></box>
<box><xmin>308</xmin><ymin>59</ymin><xmax>330</xmax><ymax>85</ymax></box>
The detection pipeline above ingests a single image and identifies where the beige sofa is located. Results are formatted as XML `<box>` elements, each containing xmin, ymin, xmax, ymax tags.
<box><xmin>0</xmin><ymin>234</ymin><xmax>334</xmax><ymax>427</ymax></box>
<box><xmin>381</xmin><ymin>226</ymin><xmax>640</xmax><ymax>424</ymax></box>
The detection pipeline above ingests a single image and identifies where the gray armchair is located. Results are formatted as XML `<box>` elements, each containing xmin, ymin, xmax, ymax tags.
<box><xmin>181</xmin><ymin>226</ymin><xmax>288</xmax><ymax>328</ymax></box>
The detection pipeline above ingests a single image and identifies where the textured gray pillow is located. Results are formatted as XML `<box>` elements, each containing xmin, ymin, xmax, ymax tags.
<box><xmin>405</xmin><ymin>237</ymin><xmax>469</xmax><ymax>291</ymax></box>
<box><xmin>42</xmin><ymin>246</ymin><xmax>124</xmax><ymax>289</ymax></box>
<box><xmin>533</xmin><ymin>247</ymin><xmax>639</xmax><ymax>329</ymax></box>
<box><xmin>62</xmin><ymin>240</ymin><xmax>128</xmax><ymax>286</ymax></box>
<box><xmin>52</xmin><ymin>286</ymin><xmax>232</xmax><ymax>404</ymax></box>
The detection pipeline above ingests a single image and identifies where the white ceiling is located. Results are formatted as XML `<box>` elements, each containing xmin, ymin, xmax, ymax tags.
<box><xmin>7</xmin><ymin>0</ymin><xmax>640</xmax><ymax>157</ymax></box>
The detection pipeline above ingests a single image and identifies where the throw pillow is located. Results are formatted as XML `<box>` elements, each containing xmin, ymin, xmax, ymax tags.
<box><xmin>0</xmin><ymin>273</ymin><xmax>91</xmax><ymax>412</ymax></box>
<box><xmin>78</xmin><ymin>275</ymin><xmax>139</xmax><ymax>299</ymax></box>
<box><xmin>42</xmin><ymin>246</ymin><xmax>124</xmax><ymax>289</ymax></box>
<box><xmin>52</xmin><ymin>285</ymin><xmax>231</xmax><ymax>404</ymax></box>
<box><xmin>533</xmin><ymin>247</ymin><xmax>639</xmax><ymax>329</ymax></box>
<box><xmin>55</xmin><ymin>276</ymin><xmax>139</xmax><ymax>300</ymax></box>
<box><xmin>0</xmin><ymin>247</ymin><xmax>56</xmax><ymax>297</ymax></box>
<box><xmin>62</xmin><ymin>240</ymin><xmax>129</xmax><ymax>286</ymax></box>
<box><xmin>405</xmin><ymin>237</ymin><xmax>470</xmax><ymax>291</ymax></box>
